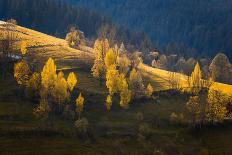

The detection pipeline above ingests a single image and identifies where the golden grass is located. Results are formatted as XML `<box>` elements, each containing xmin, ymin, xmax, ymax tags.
<box><xmin>139</xmin><ymin>63</ymin><xmax>232</xmax><ymax>95</ymax></box>
<box><xmin>1</xmin><ymin>22</ymin><xmax>232</xmax><ymax>95</ymax></box>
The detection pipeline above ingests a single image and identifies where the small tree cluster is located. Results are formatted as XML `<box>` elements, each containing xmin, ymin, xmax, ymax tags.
<box><xmin>66</xmin><ymin>27</ymin><xmax>83</xmax><ymax>48</ymax></box>
<box><xmin>206</xmin><ymin>86</ymin><xmax>232</xmax><ymax>123</ymax></box>
<box><xmin>13</xmin><ymin>58</ymin><xmax>78</xmax><ymax>123</ymax></box>
<box><xmin>186</xmin><ymin>96</ymin><xmax>201</xmax><ymax>126</ymax></box>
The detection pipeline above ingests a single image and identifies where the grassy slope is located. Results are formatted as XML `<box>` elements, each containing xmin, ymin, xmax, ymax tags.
<box><xmin>1</xmin><ymin>22</ymin><xmax>232</xmax><ymax>95</ymax></box>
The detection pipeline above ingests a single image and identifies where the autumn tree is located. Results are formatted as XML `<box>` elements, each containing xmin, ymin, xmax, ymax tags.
<box><xmin>106</xmin><ymin>95</ymin><xmax>112</xmax><ymax>110</ymax></box>
<box><xmin>91</xmin><ymin>39</ymin><xmax>110</xmax><ymax>85</ymax></box>
<box><xmin>33</xmin><ymin>98</ymin><xmax>50</xmax><ymax>123</ymax></box>
<box><xmin>145</xmin><ymin>83</ymin><xmax>154</xmax><ymax>98</ymax></box>
<box><xmin>130</xmin><ymin>52</ymin><xmax>143</xmax><ymax>69</ymax></box>
<box><xmin>106</xmin><ymin>67</ymin><xmax>120</xmax><ymax>95</ymax></box>
<box><xmin>129</xmin><ymin>68</ymin><xmax>144</xmax><ymax>98</ymax></box>
<box><xmin>190</xmin><ymin>62</ymin><xmax>202</xmax><ymax>94</ymax></box>
<box><xmin>76</xmin><ymin>93</ymin><xmax>84</xmax><ymax>119</ymax></box>
<box><xmin>52</xmin><ymin>72</ymin><xmax>70</xmax><ymax>105</ymax></box>
<box><xmin>14</xmin><ymin>60</ymin><xmax>30</xmax><ymax>87</ymax></box>
<box><xmin>104</xmin><ymin>48</ymin><xmax>117</xmax><ymax>69</ymax></box>
<box><xmin>209</xmin><ymin>53</ymin><xmax>232</xmax><ymax>84</ymax></box>
<box><xmin>117</xmin><ymin>54</ymin><xmax>131</xmax><ymax>75</ymax></box>
<box><xmin>26</xmin><ymin>72</ymin><xmax>41</xmax><ymax>99</ymax></box>
<box><xmin>105</xmin><ymin>68</ymin><xmax>132</xmax><ymax>109</ymax></box>
<box><xmin>186</xmin><ymin>96</ymin><xmax>201</xmax><ymax>126</ymax></box>
<box><xmin>66</xmin><ymin>27</ymin><xmax>81</xmax><ymax>47</ymax></box>
<box><xmin>41</xmin><ymin>58</ymin><xmax>57</xmax><ymax>96</ymax></box>
<box><xmin>118</xmin><ymin>75</ymin><xmax>131</xmax><ymax>109</ymax></box>
<box><xmin>206</xmin><ymin>86</ymin><xmax>231</xmax><ymax>124</ymax></box>
<box><xmin>67</xmin><ymin>72</ymin><xmax>77</xmax><ymax>92</ymax></box>
<box><xmin>21</xmin><ymin>41</ymin><xmax>27</xmax><ymax>56</ymax></box>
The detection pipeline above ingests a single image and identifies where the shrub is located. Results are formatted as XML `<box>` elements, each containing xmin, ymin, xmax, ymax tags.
<box><xmin>169</xmin><ymin>112</ymin><xmax>178</xmax><ymax>124</ymax></box>
<box><xmin>199</xmin><ymin>148</ymin><xmax>209</xmax><ymax>155</ymax></box>
<box><xmin>74</xmin><ymin>117</ymin><xmax>89</xmax><ymax>135</ymax></box>
<box><xmin>138</xmin><ymin>123</ymin><xmax>152</xmax><ymax>141</ymax></box>
<box><xmin>136</xmin><ymin>112</ymin><xmax>144</xmax><ymax>122</ymax></box>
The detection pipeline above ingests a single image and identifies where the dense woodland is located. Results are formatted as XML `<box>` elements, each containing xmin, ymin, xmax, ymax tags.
<box><xmin>67</xmin><ymin>0</ymin><xmax>232</xmax><ymax>59</ymax></box>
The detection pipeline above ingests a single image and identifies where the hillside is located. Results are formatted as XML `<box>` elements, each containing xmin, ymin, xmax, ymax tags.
<box><xmin>1</xmin><ymin>22</ymin><xmax>232</xmax><ymax>96</ymax></box>
<box><xmin>0</xmin><ymin>21</ymin><xmax>94</xmax><ymax>69</ymax></box>
<box><xmin>1</xmin><ymin>21</ymin><xmax>232</xmax><ymax>155</ymax></box>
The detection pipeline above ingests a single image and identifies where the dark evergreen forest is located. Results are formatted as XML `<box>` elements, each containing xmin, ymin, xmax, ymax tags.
<box><xmin>67</xmin><ymin>0</ymin><xmax>232</xmax><ymax>59</ymax></box>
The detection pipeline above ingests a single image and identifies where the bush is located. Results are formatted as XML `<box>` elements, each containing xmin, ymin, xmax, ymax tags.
<box><xmin>169</xmin><ymin>112</ymin><xmax>187</xmax><ymax>125</ymax></box>
<box><xmin>169</xmin><ymin>112</ymin><xmax>178</xmax><ymax>125</ymax></box>
<box><xmin>74</xmin><ymin>117</ymin><xmax>89</xmax><ymax>135</ymax></box>
<box><xmin>154</xmin><ymin>147</ymin><xmax>166</xmax><ymax>155</ymax></box>
<box><xmin>136</xmin><ymin>112</ymin><xmax>144</xmax><ymax>122</ymax></box>
<box><xmin>138</xmin><ymin>123</ymin><xmax>152</xmax><ymax>141</ymax></box>
<box><xmin>199</xmin><ymin>148</ymin><xmax>209</xmax><ymax>155</ymax></box>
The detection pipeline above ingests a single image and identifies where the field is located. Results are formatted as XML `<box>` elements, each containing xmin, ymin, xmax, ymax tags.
<box><xmin>1</xmin><ymin>22</ymin><xmax>232</xmax><ymax>155</ymax></box>
<box><xmin>1</xmin><ymin>70</ymin><xmax>232</xmax><ymax>155</ymax></box>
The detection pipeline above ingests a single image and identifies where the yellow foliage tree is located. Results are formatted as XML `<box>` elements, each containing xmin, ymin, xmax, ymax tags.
<box><xmin>190</xmin><ymin>62</ymin><xmax>202</xmax><ymax>94</ymax></box>
<box><xmin>67</xmin><ymin>72</ymin><xmax>77</xmax><ymax>91</ymax></box>
<box><xmin>104</xmin><ymin>48</ymin><xmax>117</xmax><ymax>69</ymax></box>
<box><xmin>52</xmin><ymin>72</ymin><xmax>70</xmax><ymax>105</ymax></box>
<box><xmin>119</xmin><ymin>76</ymin><xmax>131</xmax><ymax>109</ymax></box>
<box><xmin>33</xmin><ymin>98</ymin><xmax>50</xmax><ymax>121</ymax></box>
<box><xmin>129</xmin><ymin>68</ymin><xmax>144</xmax><ymax>98</ymax></box>
<box><xmin>106</xmin><ymin>95</ymin><xmax>113</xmax><ymax>110</ymax></box>
<box><xmin>206</xmin><ymin>86</ymin><xmax>230</xmax><ymax>123</ymax></box>
<box><xmin>76</xmin><ymin>93</ymin><xmax>84</xmax><ymax>119</ymax></box>
<box><xmin>186</xmin><ymin>96</ymin><xmax>201</xmax><ymax>125</ymax></box>
<box><xmin>26</xmin><ymin>72</ymin><xmax>41</xmax><ymax>99</ymax></box>
<box><xmin>105</xmin><ymin>68</ymin><xmax>132</xmax><ymax>109</ymax></box>
<box><xmin>117</xmin><ymin>54</ymin><xmax>131</xmax><ymax>75</ymax></box>
<box><xmin>21</xmin><ymin>41</ymin><xmax>27</xmax><ymax>55</ymax></box>
<box><xmin>41</xmin><ymin>58</ymin><xmax>57</xmax><ymax>94</ymax></box>
<box><xmin>106</xmin><ymin>67</ymin><xmax>120</xmax><ymax>95</ymax></box>
<box><xmin>145</xmin><ymin>83</ymin><xmax>154</xmax><ymax>98</ymax></box>
<box><xmin>14</xmin><ymin>60</ymin><xmax>30</xmax><ymax>86</ymax></box>
<box><xmin>91</xmin><ymin>39</ymin><xmax>110</xmax><ymax>84</ymax></box>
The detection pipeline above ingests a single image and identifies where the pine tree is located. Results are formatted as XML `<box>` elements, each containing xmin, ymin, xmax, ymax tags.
<box><xmin>67</xmin><ymin>72</ymin><xmax>77</xmax><ymax>92</ymax></box>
